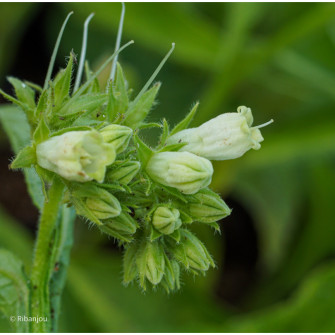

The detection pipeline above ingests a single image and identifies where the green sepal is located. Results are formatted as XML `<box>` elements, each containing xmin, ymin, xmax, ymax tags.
<box><xmin>169</xmin><ymin>229</ymin><xmax>181</xmax><ymax>243</ymax></box>
<box><xmin>33</xmin><ymin>117</ymin><xmax>50</xmax><ymax>144</ymax></box>
<box><xmin>157</xmin><ymin>142</ymin><xmax>188</xmax><ymax>153</ymax></box>
<box><xmin>136</xmin><ymin>240</ymin><xmax>165</xmax><ymax>289</ymax></box>
<box><xmin>203</xmin><ymin>221</ymin><xmax>221</xmax><ymax>232</ymax></box>
<box><xmin>35</xmin><ymin>165</ymin><xmax>54</xmax><ymax>202</ymax></box>
<box><xmin>50</xmin><ymin>125</ymin><xmax>93</xmax><ymax>138</ymax></box>
<box><xmin>84</xmin><ymin>61</ymin><xmax>101</xmax><ymax>94</ymax></box>
<box><xmin>170</xmin><ymin>102</ymin><xmax>199</xmax><ymax>136</ymax></box>
<box><xmin>7</xmin><ymin>76</ymin><xmax>36</xmax><ymax>109</ymax></box>
<box><xmin>161</xmin><ymin>255</ymin><xmax>180</xmax><ymax>293</ymax></box>
<box><xmin>123</xmin><ymin>82</ymin><xmax>161</xmax><ymax>129</ymax></box>
<box><xmin>179</xmin><ymin>209</ymin><xmax>193</xmax><ymax>224</ymax></box>
<box><xmin>150</xmin><ymin>226</ymin><xmax>163</xmax><ymax>241</ymax></box>
<box><xmin>123</xmin><ymin>242</ymin><xmax>139</xmax><ymax>285</ymax></box>
<box><xmin>133</xmin><ymin>133</ymin><xmax>154</xmax><ymax>168</ymax></box>
<box><xmin>34</xmin><ymin>89</ymin><xmax>48</xmax><ymax>120</ymax></box>
<box><xmin>157</xmin><ymin>118</ymin><xmax>169</xmax><ymax>149</ymax></box>
<box><xmin>156</xmin><ymin>185</ymin><xmax>189</xmax><ymax>204</ymax></box>
<box><xmin>53</xmin><ymin>52</ymin><xmax>74</xmax><ymax>108</ymax></box>
<box><xmin>137</xmin><ymin>122</ymin><xmax>162</xmax><ymax>130</ymax></box>
<box><xmin>10</xmin><ymin>146</ymin><xmax>36</xmax><ymax>169</ymax></box>
<box><xmin>105</xmin><ymin>62</ymin><xmax>129</xmax><ymax>122</ymax></box>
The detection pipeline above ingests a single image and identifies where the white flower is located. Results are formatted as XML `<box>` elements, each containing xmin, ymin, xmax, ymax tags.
<box><xmin>36</xmin><ymin>130</ymin><xmax>115</xmax><ymax>182</ymax></box>
<box><xmin>146</xmin><ymin>151</ymin><xmax>213</xmax><ymax>194</ymax></box>
<box><xmin>167</xmin><ymin>106</ymin><xmax>273</xmax><ymax>161</ymax></box>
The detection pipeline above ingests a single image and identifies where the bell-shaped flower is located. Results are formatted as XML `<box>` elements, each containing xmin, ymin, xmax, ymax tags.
<box><xmin>167</xmin><ymin>106</ymin><xmax>273</xmax><ymax>161</ymax></box>
<box><xmin>146</xmin><ymin>151</ymin><xmax>213</xmax><ymax>194</ymax></box>
<box><xmin>36</xmin><ymin>130</ymin><xmax>115</xmax><ymax>182</ymax></box>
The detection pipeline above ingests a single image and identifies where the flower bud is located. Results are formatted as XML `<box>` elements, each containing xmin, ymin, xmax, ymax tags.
<box><xmin>152</xmin><ymin>206</ymin><xmax>182</xmax><ymax>235</ymax></box>
<box><xmin>167</xmin><ymin>106</ymin><xmax>272</xmax><ymax>161</ymax></box>
<box><xmin>146</xmin><ymin>151</ymin><xmax>213</xmax><ymax>194</ymax></box>
<box><xmin>106</xmin><ymin>161</ymin><xmax>141</xmax><ymax>184</ymax></box>
<box><xmin>85</xmin><ymin>189</ymin><xmax>121</xmax><ymax>219</ymax></box>
<box><xmin>100</xmin><ymin>124</ymin><xmax>133</xmax><ymax>154</ymax></box>
<box><xmin>187</xmin><ymin>189</ymin><xmax>231</xmax><ymax>223</ymax></box>
<box><xmin>136</xmin><ymin>240</ymin><xmax>165</xmax><ymax>288</ymax></box>
<box><xmin>100</xmin><ymin>212</ymin><xmax>138</xmax><ymax>236</ymax></box>
<box><xmin>170</xmin><ymin>230</ymin><xmax>214</xmax><ymax>271</ymax></box>
<box><xmin>36</xmin><ymin>130</ymin><xmax>115</xmax><ymax>182</ymax></box>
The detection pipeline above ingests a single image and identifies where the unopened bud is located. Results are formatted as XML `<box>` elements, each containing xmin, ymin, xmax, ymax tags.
<box><xmin>36</xmin><ymin>130</ymin><xmax>115</xmax><ymax>182</ymax></box>
<box><xmin>100</xmin><ymin>212</ymin><xmax>138</xmax><ymax>236</ymax></box>
<box><xmin>152</xmin><ymin>206</ymin><xmax>182</xmax><ymax>235</ymax></box>
<box><xmin>100</xmin><ymin>124</ymin><xmax>133</xmax><ymax>154</ymax></box>
<box><xmin>171</xmin><ymin>230</ymin><xmax>214</xmax><ymax>271</ymax></box>
<box><xmin>86</xmin><ymin>189</ymin><xmax>121</xmax><ymax>219</ymax></box>
<box><xmin>187</xmin><ymin>189</ymin><xmax>231</xmax><ymax>223</ymax></box>
<box><xmin>146</xmin><ymin>151</ymin><xmax>213</xmax><ymax>194</ymax></box>
<box><xmin>106</xmin><ymin>161</ymin><xmax>141</xmax><ymax>184</ymax></box>
<box><xmin>136</xmin><ymin>240</ymin><xmax>165</xmax><ymax>288</ymax></box>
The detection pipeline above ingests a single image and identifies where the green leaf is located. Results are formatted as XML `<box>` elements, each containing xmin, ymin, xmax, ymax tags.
<box><xmin>123</xmin><ymin>82</ymin><xmax>161</xmax><ymax>129</ymax></box>
<box><xmin>57</xmin><ymin>93</ymin><xmax>108</xmax><ymax>116</ymax></box>
<box><xmin>157</xmin><ymin>118</ymin><xmax>169</xmax><ymax>149</ymax></box>
<box><xmin>0</xmin><ymin>89</ymin><xmax>33</xmax><ymax>120</ymax></box>
<box><xmin>53</xmin><ymin>52</ymin><xmax>74</xmax><ymax>108</ymax></box>
<box><xmin>7</xmin><ymin>76</ymin><xmax>36</xmax><ymax>108</ymax></box>
<box><xmin>33</xmin><ymin>117</ymin><xmax>51</xmax><ymax>144</ymax></box>
<box><xmin>133</xmin><ymin>133</ymin><xmax>154</xmax><ymax>168</ymax></box>
<box><xmin>0</xmin><ymin>105</ymin><xmax>43</xmax><ymax>209</ymax></box>
<box><xmin>170</xmin><ymin>102</ymin><xmax>199</xmax><ymax>136</ymax></box>
<box><xmin>10</xmin><ymin>145</ymin><xmax>36</xmax><ymax>168</ymax></box>
<box><xmin>0</xmin><ymin>249</ymin><xmax>29</xmax><ymax>332</ymax></box>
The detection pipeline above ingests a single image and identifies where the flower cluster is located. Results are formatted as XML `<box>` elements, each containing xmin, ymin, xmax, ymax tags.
<box><xmin>1</xmin><ymin>37</ymin><xmax>271</xmax><ymax>293</ymax></box>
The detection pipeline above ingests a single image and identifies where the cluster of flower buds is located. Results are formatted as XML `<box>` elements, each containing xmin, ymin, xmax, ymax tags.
<box><xmin>1</xmin><ymin>33</ymin><xmax>272</xmax><ymax>291</ymax></box>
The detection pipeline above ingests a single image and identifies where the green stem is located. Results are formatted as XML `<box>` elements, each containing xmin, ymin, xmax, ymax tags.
<box><xmin>30</xmin><ymin>179</ymin><xmax>64</xmax><ymax>332</ymax></box>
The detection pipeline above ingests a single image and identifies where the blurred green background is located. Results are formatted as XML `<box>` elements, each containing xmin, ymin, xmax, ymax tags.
<box><xmin>1</xmin><ymin>2</ymin><xmax>335</xmax><ymax>332</ymax></box>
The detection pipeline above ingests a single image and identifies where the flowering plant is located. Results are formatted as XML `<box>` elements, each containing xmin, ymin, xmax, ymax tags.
<box><xmin>0</xmin><ymin>7</ymin><xmax>272</xmax><ymax>332</ymax></box>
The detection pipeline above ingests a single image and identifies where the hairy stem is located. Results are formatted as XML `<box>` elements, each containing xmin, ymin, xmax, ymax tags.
<box><xmin>30</xmin><ymin>179</ymin><xmax>64</xmax><ymax>332</ymax></box>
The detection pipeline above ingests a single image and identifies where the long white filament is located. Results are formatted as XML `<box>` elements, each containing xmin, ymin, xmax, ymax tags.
<box><xmin>132</xmin><ymin>43</ymin><xmax>175</xmax><ymax>106</ymax></box>
<box><xmin>74</xmin><ymin>13</ymin><xmax>95</xmax><ymax>93</ymax></box>
<box><xmin>255</xmin><ymin>119</ymin><xmax>274</xmax><ymax>129</ymax></box>
<box><xmin>43</xmin><ymin>12</ymin><xmax>73</xmax><ymax>90</ymax></box>
<box><xmin>109</xmin><ymin>2</ymin><xmax>126</xmax><ymax>83</ymax></box>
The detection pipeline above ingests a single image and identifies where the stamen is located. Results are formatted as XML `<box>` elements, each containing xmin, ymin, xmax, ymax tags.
<box><xmin>43</xmin><ymin>12</ymin><xmax>73</xmax><ymax>90</ymax></box>
<box><xmin>74</xmin><ymin>13</ymin><xmax>95</xmax><ymax>93</ymax></box>
<box><xmin>109</xmin><ymin>2</ymin><xmax>126</xmax><ymax>83</ymax></box>
<box><xmin>133</xmin><ymin>43</ymin><xmax>175</xmax><ymax>105</ymax></box>
<box><xmin>255</xmin><ymin>119</ymin><xmax>274</xmax><ymax>129</ymax></box>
